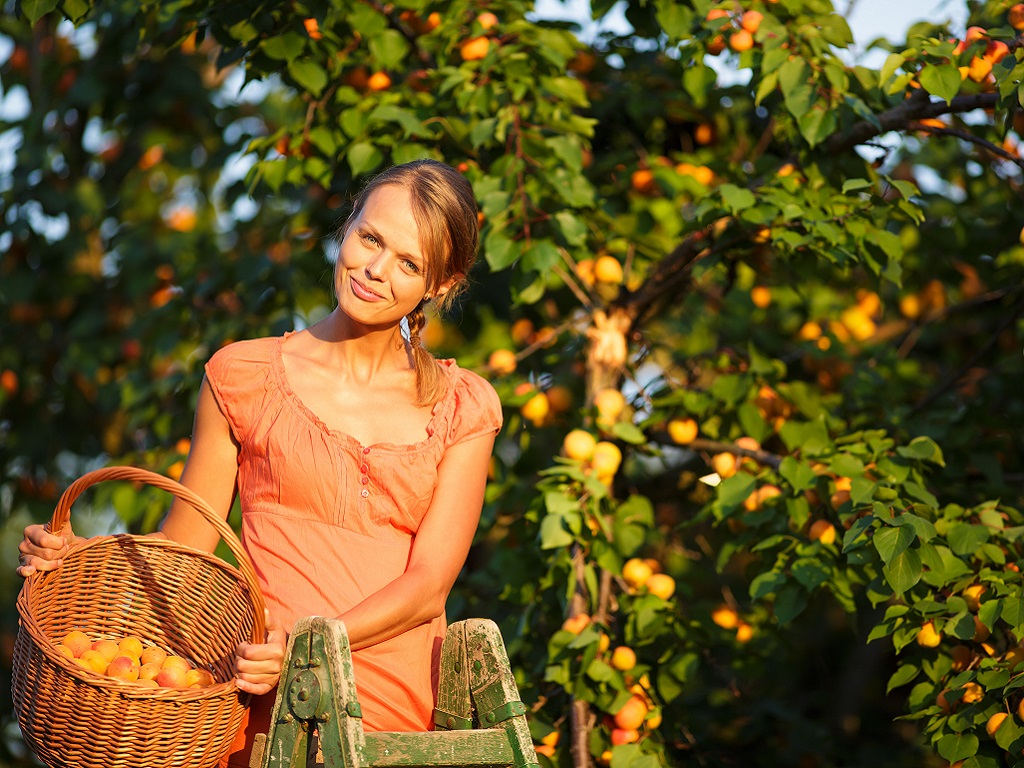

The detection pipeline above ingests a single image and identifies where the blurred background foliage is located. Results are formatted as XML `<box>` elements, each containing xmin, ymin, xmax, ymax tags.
<box><xmin>1</xmin><ymin>0</ymin><xmax>1023</xmax><ymax>766</ymax></box>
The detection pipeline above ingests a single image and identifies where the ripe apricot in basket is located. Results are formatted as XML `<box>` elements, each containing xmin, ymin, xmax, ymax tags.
<box><xmin>185</xmin><ymin>668</ymin><xmax>216</xmax><ymax>688</ymax></box>
<box><xmin>154</xmin><ymin>665</ymin><xmax>189</xmax><ymax>688</ymax></box>
<box><xmin>107</xmin><ymin>655</ymin><xmax>141</xmax><ymax>681</ymax></box>
<box><xmin>140</xmin><ymin>645</ymin><xmax>167</xmax><ymax>667</ymax></box>
<box><xmin>61</xmin><ymin>630</ymin><xmax>91</xmax><ymax>658</ymax></box>
<box><xmin>139</xmin><ymin>662</ymin><xmax>162</xmax><ymax>681</ymax></box>
<box><xmin>91</xmin><ymin>639</ymin><xmax>120</xmax><ymax>663</ymax></box>
<box><xmin>118</xmin><ymin>636</ymin><xmax>144</xmax><ymax>660</ymax></box>
<box><xmin>78</xmin><ymin>649</ymin><xmax>108</xmax><ymax>674</ymax></box>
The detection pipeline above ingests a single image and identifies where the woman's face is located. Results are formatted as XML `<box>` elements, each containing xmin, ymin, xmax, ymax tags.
<box><xmin>335</xmin><ymin>184</ymin><xmax>438</xmax><ymax>330</ymax></box>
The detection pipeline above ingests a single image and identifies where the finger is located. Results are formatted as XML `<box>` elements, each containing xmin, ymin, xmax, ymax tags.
<box><xmin>235</xmin><ymin>678</ymin><xmax>275</xmax><ymax>696</ymax></box>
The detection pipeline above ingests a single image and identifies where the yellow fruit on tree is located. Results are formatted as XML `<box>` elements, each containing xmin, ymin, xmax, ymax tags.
<box><xmin>667</xmin><ymin>417</ymin><xmax>698</xmax><ymax>444</ymax></box>
<box><xmin>986</xmin><ymin>712</ymin><xmax>1009</xmax><ymax>737</ymax></box>
<box><xmin>594</xmin><ymin>388</ymin><xmax>626</xmax><ymax>421</ymax></box>
<box><xmin>622</xmin><ymin>557</ymin><xmax>653</xmax><ymax>588</ymax></box>
<box><xmin>591</xmin><ymin>441</ymin><xmax>623</xmax><ymax>476</ymax></box>
<box><xmin>973</xmin><ymin>615</ymin><xmax>991</xmax><ymax>642</ymax></box>
<box><xmin>735</xmin><ymin>622</ymin><xmax>754</xmax><ymax>643</ymax></box>
<box><xmin>367</xmin><ymin>71</ymin><xmax>392</xmax><ymax>91</ymax></box>
<box><xmin>729</xmin><ymin>29</ymin><xmax>754</xmax><ymax>52</ymax></box>
<box><xmin>520</xmin><ymin>392</ymin><xmax>550</xmax><ymax>427</ymax></box>
<box><xmin>594</xmin><ymin>255</ymin><xmax>625</xmax><ymax>284</ymax></box>
<box><xmin>459</xmin><ymin>36</ymin><xmax>490</xmax><ymax>61</ymax></box>
<box><xmin>750</xmin><ymin>286</ymin><xmax>771</xmax><ymax>308</ymax></box>
<box><xmin>961</xmin><ymin>681</ymin><xmax>984</xmax><ymax>704</ymax></box>
<box><xmin>711</xmin><ymin>452</ymin><xmax>737</xmax><ymax>479</ymax></box>
<box><xmin>916</xmin><ymin>621</ymin><xmax>942</xmax><ymax>648</ymax></box>
<box><xmin>646</xmin><ymin>573</ymin><xmax>676</xmax><ymax>600</ymax></box>
<box><xmin>610</xmin><ymin>646</ymin><xmax>637</xmax><ymax>671</ymax></box>
<box><xmin>562</xmin><ymin>614</ymin><xmax>590</xmax><ymax>634</ymax></box>
<box><xmin>950</xmin><ymin>644</ymin><xmax>974</xmax><ymax>671</ymax></box>
<box><xmin>563</xmin><ymin>429</ymin><xmax>597</xmax><ymax>461</ymax></box>
<box><xmin>963</xmin><ymin>584</ymin><xmax>985</xmax><ymax>612</ymax></box>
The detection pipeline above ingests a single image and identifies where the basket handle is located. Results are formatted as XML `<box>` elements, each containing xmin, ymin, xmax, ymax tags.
<box><xmin>48</xmin><ymin>465</ymin><xmax>266</xmax><ymax>643</ymax></box>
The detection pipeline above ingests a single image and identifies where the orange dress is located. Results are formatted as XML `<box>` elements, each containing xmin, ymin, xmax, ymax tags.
<box><xmin>206</xmin><ymin>334</ymin><xmax>502</xmax><ymax>767</ymax></box>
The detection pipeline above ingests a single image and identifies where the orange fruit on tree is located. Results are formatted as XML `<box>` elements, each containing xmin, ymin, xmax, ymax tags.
<box><xmin>967</xmin><ymin>55</ymin><xmax>993</xmax><ymax>83</ymax></box>
<box><xmin>750</xmin><ymin>286</ymin><xmax>771</xmax><ymax>308</ymax></box>
<box><xmin>610</xmin><ymin>728</ymin><xmax>639</xmax><ymax>745</ymax></box>
<box><xmin>735</xmin><ymin>622</ymin><xmax>754</xmax><ymax>643</ymax></box>
<box><xmin>535</xmin><ymin>744</ymin><xmax>556</xmax><ymax>758</ymax></box>
<box><xmin>610</xmin><ymin>646</ymin><xmax>637</xmax><ymax>671</ymax></box>
<box><xmin>986</xmin><ymin>711</ymin><xmax>1009</xmax><ymax>737</ymax></box>
<box><xmin>594</xmin><ymin>255</ymin><xmax>625</xmax><ymax>284</ymax></box>
<box><xmin>563</xmin><ymin>429</ymin><xmax>597</xmax><ymax>461</ymax></box>
<box><xmin>477</xmin><ymin>12</ymin><xmax>499</xmax><ymax>30</ymax></box>
<box><xmin>808</xmin><ymin>519</ymin><xmax>837</xmax><ymax>545</ymax></box>
<box><xmin>973</xmin><ymin>615</ymin><xmax>991</xmax><ymax>642</ymax></box>
<box><xmin>488</xmin><ymin>348</ymin><xmax>517</xmax><ymax>376</ymax></box>
<box><xmin>667</xmin><ymin>417</ymin><xmax>698</xmax><ymax>445</ymax></box>
<box><xmin>711</xmin><ymin>452</ymin><xmax>737</xmax><ymax>479</ymax></box>
<box><xmin>711</xmin><ymin>604</ymin><xmax>739</xmax><ymax>629</ymax></box>
<box><xmin>1010</xmin><ymin>4</ymin><xmax>1024</xmax><ymax>30</ymax></box>
<box><xmin>459</xmin><ymin>36</ymin><xmax>490</xmax><ymax>61</ymax></box>
<box><xmin>646</xmin><ymin>573</ymin><xmax>676</xmax><ymax>600</ymax></box>
<box><xmin>630</xmin><ymin>169</ymin><xmax>657</xmax><ymax>195</ymax></box>
<box><xmin>729</xmin><ymin>29</ymin><xmax>754</xmax><ymax>52</ymax></box>
<box><xmin>613</xmin><ymin>695</ymin><xmax>648</xmax><ymax>730</ymax></box>
<box><xmin>961</xmin><ymin>681</ymin><xmax>984</xmax><ymax>704</ymax></box>
<box><xmin>367</xmin><ymin>71</ymin><xmax>392</xmax><ymax>91</ymax></box>
<box><xmin>740</xmin><ymin>11</ymin><xmax>763</xmax><ymax>33</ymax></box>
<box><xmin>562</xmin><ymin>613</ymin><xmax>590</xmax><ymax>635</ymax></box>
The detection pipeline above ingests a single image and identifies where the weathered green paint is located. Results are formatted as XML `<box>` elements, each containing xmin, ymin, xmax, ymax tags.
<box><xmin>257</xmin><ymin>618</ymin><xmax>540</xmax><ymax>768</ymax></box>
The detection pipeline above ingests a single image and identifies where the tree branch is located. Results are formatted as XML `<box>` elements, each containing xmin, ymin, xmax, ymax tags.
<box><xmin>823</xmin><ymin>90</ymin><xmax>1000</xmax><ymax>155</ymax></box>
<box><xmin>911</xmin><ymin>122</ymin><xmax>1024</xmax><ymax>172</ymax></box>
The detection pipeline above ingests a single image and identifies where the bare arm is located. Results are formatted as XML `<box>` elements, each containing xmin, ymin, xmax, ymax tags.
<box><xmin>339</xmin><ymin>430</ymin><xmax>496</xmax><ymax>651</ymax></box>
<box><xmin>157</xmin><ymin>376</ymin><xmax>240</xmax><ymax>551</ymax></box>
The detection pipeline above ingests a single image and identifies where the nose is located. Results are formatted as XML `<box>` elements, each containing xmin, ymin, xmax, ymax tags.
<box><xmin>364</xmin><ymin>250</ymin><xmax>388</xmax><ymax>281</ymax></box>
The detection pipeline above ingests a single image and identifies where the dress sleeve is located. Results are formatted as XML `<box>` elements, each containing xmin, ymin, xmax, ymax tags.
<box><xmin>204</xmin><ymin>339</ymin><xmax>275</xmax><ymax>447</ymax></box>
<box><xmin>445</xmin><ymin>368</ymin><xmax>503</xmax><ymax>448</ymax></box>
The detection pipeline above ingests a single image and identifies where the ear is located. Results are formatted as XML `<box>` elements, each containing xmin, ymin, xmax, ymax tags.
<box><xmin>428</xmin><ymin>276</ymin><xmax>459</xmax><ymax>301</ymax></box>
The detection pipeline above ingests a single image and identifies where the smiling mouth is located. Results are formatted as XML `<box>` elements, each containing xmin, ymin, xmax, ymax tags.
<box><xmin>350</xmin><ymin>277</ymin><xmax>385</xmax><ymax>301</ymax></box>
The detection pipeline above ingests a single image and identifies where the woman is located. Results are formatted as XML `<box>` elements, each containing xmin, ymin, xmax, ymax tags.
<box><xmin>18</xmin><ymin>159</ymin><xmax>502</xmax><ymax>766</ymax></box>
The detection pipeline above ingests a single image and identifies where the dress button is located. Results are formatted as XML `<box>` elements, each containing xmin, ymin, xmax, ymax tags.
<box><xmin>360</xmin><ymin>464</ymin><xmax>368</xmax><ymax>474</ymax></box>
<box><xmin>360</xmin><ymin>489</ymin><xmax>369</xmax><ymax>498</ymax></box>
<box><xmin>361</xmin><ymin>476</ymin><xmax>369</xmax><ymax>485</ymax></box>
<box><xmin>363</xmin><ymin>447</ymin><xmax>371</xmax><ymax>455</ymax></box>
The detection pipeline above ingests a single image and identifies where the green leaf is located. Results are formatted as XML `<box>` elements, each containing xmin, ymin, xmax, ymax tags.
<box><xmin>750</xmin><ymin>570</ymin><xmax>786</xmax><ymax>600</ymax></box>
<box><xmin>879</xmin><ymin>53</ymin><xmax>906</xmax><ymax>87</ymax></box>
<box><xmin>369</xmin><ymin>30</ymin><xmax>410</xmax><ymax>69</ymax></box>
<box><xmin>610</xmin><ymin>421</ymin><xmax>647</xmax><ymax>445</ymax></box>
<box><xmin>937</xmin><ymin>732</ymin><xmax>978</xmax><ymax>763</ymax></box>
<box><xmin>797</xmin><ymin>104</ymin><xmax>837</xmax><ymax>148</ymax></box>
<box><xmin>263</xmin><ymin>31</ymin><xmax>307</xmax><ymax>61</ymax></box>
<box><xmin>346</xmin><ymin>142</ymin><xmax>383</xmax><ymax>177</ymax></box>
<box><xmin>779</xmin><ymin>456</ymin><xmax>817</xmax><ymax>493</ymax></box>
<box><xmin>484</xmin><ymin>229</ymin><xmax>519</xmax><ymax>270</ymax></box>
<box><xmin>778</xmin><ymin>58</ymin><xmax>815</xmax><ymax>119</ymax></box>
<box><xmin>874</xmin><ymin>525</ymin><xmax>916</xmax><ymax>565</ymax></box>
<box><xmin>842</xmin><ymin>179</ymin><xmax>872</xmax><ymax>193</ymax></box>
<box><xmin>918</xmin><ymin>63</ymin><xmax>962</xmax><ymax>105</ymax></box>
<box><xmin>779</xmin><ymin>416</ymin><xmax>833</xmax><ymax>455</ymax></box>
<box><xmin>897</xmin><ymin>436</ymin><xmax>946</xmax><ymax>466</ymax></box>
<box><xmin>522</xmin><ymin>240</ymin><xmax>561</xmax><ymax>273</ymax></box>
<box><xmin>289</xmin><ymin>60</ymin><xmax>328</xmax><ymax>96</ymax></box>
<box><xmin>792</xmin><ymin>558</ymin><xmax>830</xmax><ymax>591</ymax></box>
<box><xmin>947</xmin><ymin>522</ymin><xmax>990</xmax><ymax>557</ymax></box>
<box><xmin>886</xmin><ymin>663</ymin><xmax>919</xmax><ymax>692</ymax></box>
<box><xmin>882</xmin><ymin>547</ymin><xmax>922</xmax><ymax>595</ymax></box>
<box><xmin>555</xmin><ymin>212</ymin><xmax>588</xmax><ymax>247</ymax></box>
<box><xmin>719</xmin><ymin>184</ymin><xmax>756</xmax><ymax>214</ymax></box>
<box><xmin>717</xmin><ymin>473</ymin><xmax>757</xmax><ymax>512</ymax></box>
<box><xmin>774</xmin><ymin>583</ymin><xmax>808</xmax><ymax>625</ymax></box>
<box><xmin>540</xmin><ymin>514</ymin><xmax>575</xmax><ymax>549</ymax></box>
<box><xmin>20</xmin><ymin>0</ymin><xmax>59</xmax><ymax>24</ymax></box>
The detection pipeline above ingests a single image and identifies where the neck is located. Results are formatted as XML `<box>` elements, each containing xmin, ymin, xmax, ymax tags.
<box><xmin>307</xmin><ymin>308</ymin><xmax>413</xmax><ymax>379</ymax></box>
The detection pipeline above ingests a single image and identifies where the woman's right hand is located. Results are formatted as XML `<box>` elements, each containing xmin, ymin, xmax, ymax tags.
<box><xmin>17</xmin><ymin>523</ymin><xmax>78</xmax><ymax>577</ymax></box>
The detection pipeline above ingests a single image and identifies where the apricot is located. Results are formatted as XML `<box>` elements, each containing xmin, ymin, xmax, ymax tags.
<box><xmin>488</xmin><ymin>348</ymin><xmax>517</xmax><ymax>376</ymax></box>
<box><xmin>162</xmin><ymin>655</ymin><xmax>192</xmax><ymax>672</ymax></box>
<box><xmin>711</xmin><ymin>604</ymin><xmax>739</xmax><ymax>629</ymax></box>
<box><xmin>916</xmin><ymin>621</ymin><xmax>942</xmax><ymax>648</ymax></box>
<box><xmin>520</xmin><ymin>392</ymin><xmax>550</xmax><ymax>427</ymax></box>
<box><xmin>561</xmin><ymin>614</ymin><xmax>590</xmax><ymax>634</ymax></box>
<box><xmin>594</xmin><ymin>255</ymin><xmax>625</xmax><ymax>284</ymax></box>
<box><xmin>809</xmin><ymin>519</ymin><xmax>837</xmax><ymax>545</ymax></box>
<box><xmin>613</xmin><ymin>695</ymin><xmax>648</xmax><ymax>730</ymax></box>
<box><xmin>711</xmin><ymin>452</ymin><xmax>738</xmax><ymax>479</ymax></box>
<box><xmin>622</xmin><ymin>558</ymin><xmax>653</xmax><ymax>588</ymax></box>
<box><xmin>155</xmin><ymin>666</ymin><xmax>188</xmax><ymax>688</ymax></box>
<box><xmin>667</xmin><ymin>418</ymin><xmax>698</xmax><ymax>445</ymax></box>
<box><xmin>610</xmin><ymin>646</ymin><xmax>637</xmax><ymax>671</ymax></box>
<box><xmin>61</xmin><ymin>630</ymin><xmax>92</xmax><ymax>658</ymax></box>
<box><xmin>118</xmin><ymin>636</ymin><xmax>144</xmax><ymax>661</ymax></box>
<box><xmin>563</xmin><ymin>429</ymin><xmax>597</xmax><ymax>461</ymax></box>
<box><xmin>646</xmin><ymin>573</ymin><xmax>676</xmax><ymax>600</ymax></box>
<box><xmin>610</xmin><ymin>728</ymin><xmax>639</xmax><ymax>745</ymax></box>
<box><xmin>729</xmin><ymin>29</ymin><xmax>754</xmax><ymax>52</ymax></box>
<box><xmin>107</xmin><ymin>654</ymin><xmax>141</xmax><ymax>681</ymax></box>
<box><xmin>460</xmin><ymin>36</ymin><xmax>490</xmax><ymax>61</ymax></box>
<box><xmin>55</xmin><ymin>644</ymin><xmax>76</xmax><ymax>660</ymax></box>
<box><xmin>139</xmin><ymin>662</ymin><xmax>162</xmax><ymax>681</ymax></box>
<box><xmin>78</xmin><ymin>649</ymin><xmax>109</xmax><ymax>674</ymax></box>
<box><xmin>140</xmin><ymin>645</ymin><xmax>168</xmax><ymax>667</ymax></box>
<box><xmin>185</xmin><ymin>668</ymin><xmax>217</xmax><ymax>688</ymax></box>
<box><xmin>92</xmin><ymin>639</ymin><xmax>120</xmax><ymax>663</ymax></box>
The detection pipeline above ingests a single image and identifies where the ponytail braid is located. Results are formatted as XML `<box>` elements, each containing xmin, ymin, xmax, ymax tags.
<box><xmin>406</xmin><ymin>302</ymin><xmax>445</xmax><ymax>405</ymax></box>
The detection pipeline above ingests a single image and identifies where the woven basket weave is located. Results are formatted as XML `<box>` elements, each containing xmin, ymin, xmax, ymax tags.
<box><xmin>12</xmin><ymin>466</ymin><xmax>266</xmax><ymax>768</ymax></box>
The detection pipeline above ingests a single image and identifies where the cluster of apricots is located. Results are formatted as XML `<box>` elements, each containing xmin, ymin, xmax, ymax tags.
<box><xmin>951</xmin><ymin>24</ymin><xmax>1012</xmax><ymax>84</ymax></box>
<box><xmin>55</xmin><ymin>630</ymin><xmax>216</xmax><ymax>689</ymax></box>
<box><xmin>704</xmin><ymin>6</ymin><xmax>764</xmax><ymax>55</ymax></box>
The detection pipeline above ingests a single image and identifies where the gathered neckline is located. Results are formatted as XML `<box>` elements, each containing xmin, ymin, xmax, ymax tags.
<box><xmin>269</xmin><ymin>332</ymin><xmax>457</xmax><ymax>452</ymax></box>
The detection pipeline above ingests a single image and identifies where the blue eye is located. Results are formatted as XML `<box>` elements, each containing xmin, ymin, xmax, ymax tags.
<box><xmin>402</xmin><ymin>259</ymin><xmax>421</xmax><ymax>273</ymax></box>
<box><xmin>362</xmin><ymin>233</ymin><xmax>379</xmax><ymax>246</ymax></box>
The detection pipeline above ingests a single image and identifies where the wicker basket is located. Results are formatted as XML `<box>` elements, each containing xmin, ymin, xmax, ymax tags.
<box><xmin>12</xmin><ymin>466</ymin><xmax>266</xmax><ymax>768</ymax></box>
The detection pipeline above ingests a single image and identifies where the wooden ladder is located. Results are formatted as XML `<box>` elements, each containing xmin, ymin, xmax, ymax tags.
<box><xmin>253</xmin><ymin>616</ymin><xmax>540</xmax><ymax>768</ymax></box>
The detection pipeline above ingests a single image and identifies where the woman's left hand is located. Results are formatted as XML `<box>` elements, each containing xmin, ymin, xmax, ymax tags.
<box><xmin>233</xmin><ymin>610</ymin><xmax>287</xmax><ymax>695</ymax></box>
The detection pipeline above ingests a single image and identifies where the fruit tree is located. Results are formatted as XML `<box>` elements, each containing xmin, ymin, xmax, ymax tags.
<box><xmin>1</xmin><ymin>0</ymin><xmax>1023</xmax><ymax>766</ymax></box>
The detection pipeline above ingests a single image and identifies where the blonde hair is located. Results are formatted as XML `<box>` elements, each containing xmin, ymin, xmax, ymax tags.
<box><xmin>338</xmin><ymin>159</ymin><xmax>480</xmax><ymax>405</ymax></box>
